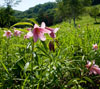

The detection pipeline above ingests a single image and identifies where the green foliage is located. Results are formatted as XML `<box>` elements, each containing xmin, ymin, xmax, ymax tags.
<box><xmin>89</xmin><ymin>6</ymin><xmax>100</xmax><ymax>23</ymax></box>
<box><xmin>56</xmin><ymin>0</ymin><xmax>92</xmax><ymax>26</ymax></box>
<box><xmin>11</xmin><ymin>18</ymin><xmax>38</xmax><ymax>28</ymax></box>
<box><xmin>14</xmin><ymin>2</ymin><xmax>57</xmax><ymax>26</ymax></box>
<box><xmin>28</xmin><ymin>18</ymin><xmax>39</xmax><ymax>25</ymax></box>
<box><xmin>11</xmin><ymin>22</ymin><xmax>33</xmax><ymax>27</ymax></box>
<box><xmin>0</xmin><ymin>5</ymin><xmax>16</xmax><ymax>27</ymax></box>
<box><xmin>0</xmin><ymin>16</ymin><xmax>100</xmax><ymax>88</ymax></box>
<box><xmin>0</xmin><ymin>0</ymin><xmax>21</xmax><ymax>28</ymax></box>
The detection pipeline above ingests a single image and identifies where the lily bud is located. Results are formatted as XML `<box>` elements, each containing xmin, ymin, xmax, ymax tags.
<box><xmin>49</xmin><ymin>41</ymin><xmax>55</xmax><ymax>52</ymax></box>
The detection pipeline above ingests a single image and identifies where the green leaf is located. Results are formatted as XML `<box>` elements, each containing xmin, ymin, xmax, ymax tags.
<box><xmin>78</xmin><ymin>85</ymin><xmax>84</xmax><ymax>89</ymax></box>
<box><xmin>27</xmin><ymin>18</ymin><xmax>39</xmax><ymax>25</ymax></box>
<box><xmin>37</xmin><ymin>47</ymin><xmax>52</xmax><ymax>59</ymax></box>
<box><xmin>12</xmin><ymin>57</ymin><xmax>25</xmax><ymax>77</ymax></box>
<box><xmin>13</xmin><ymin>44</ymin><xmax>26</xmax><ymax>48</ymax></box>
<box><xmin>84</xmin><ymin>77</ymin><xmax>94</xmax><ymax>85</ymax></box>
<box><xmin>67</xmin><ymin>78</ymin><xmax>80</xmax><ymax>86</ymax></box>
<box><xmin>11</xmin><ymin>22</ymin><xmax>33</xmax><ymax>27</ymax></box>
<box><xmin>0</xmin><ymin>60</ymin><xmax>9</xmax><ymax>74</ymax></box>
<box><xmin>41</xmin><ymin>41</ymin><xmax>48</xmax><ymax>51</ymax></box>
<box><xmin>71</xmin><ymin>85</ymin><xmax>77</xmax><ymax>89</ymax></box>
<box><xmin>22</xmin><ymin>74</ymin><xmax>30</xmax><ymax>89</ymax></box>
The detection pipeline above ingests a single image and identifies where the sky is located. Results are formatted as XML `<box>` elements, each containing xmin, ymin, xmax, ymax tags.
<box><xmin>0</xmin><ymin>0</ymin><xmax>56</xmax><ymax>11</ymax></box>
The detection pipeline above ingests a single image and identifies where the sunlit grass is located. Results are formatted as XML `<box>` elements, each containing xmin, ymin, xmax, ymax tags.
<box><xmin>0</xmin><ymin>16</ymin><xmax>100</xmax><ymax>88</ymax></box>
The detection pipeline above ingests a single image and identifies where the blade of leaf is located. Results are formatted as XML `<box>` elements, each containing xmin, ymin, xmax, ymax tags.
<box><xmin>11</xmin><ymin>22</ymin><xmax>33</xmax><ymax>27</ymax></box>
<box><xmin>0</xmin><ymin>60</ymin><xmax>9</xmax><ymax>74</ymax></box>
<box><xmin>28</xmin><ymin>18</ymin><xmax>39</xmax><ymax>25</ymax></box>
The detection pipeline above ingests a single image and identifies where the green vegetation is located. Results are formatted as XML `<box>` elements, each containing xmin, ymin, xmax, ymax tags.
<box><xmin>0</xmin><ymin>0</ymin><xmax>100</xmax><ymax>27</ymax></box>
<box><xmin>14</xmin><ymin>2</ymin><xmax>57</xmax><ymax>26</ymax></box>
<box><xmin>56</xmin><ymin>0</ymin><xmax>91</xmax><ymax>26</ymax></box>
<box><xmin>0</xmin><ymin>0</ymin><xmax>100</xmax><ymax>88</ymax></box>
<box><xmin>0</xmin><ymin>15</ymin><xmax>100</xmax><ymax>89</ymax></box>
<box><xmin>89</xmin><ymin>6</ymin><xmax>100</xmax><ymax>23</ymax></box>
<box><xmin>0</xmin><ymin>6</ymin><xmax>15</xmax><ymax>27</ymax></box>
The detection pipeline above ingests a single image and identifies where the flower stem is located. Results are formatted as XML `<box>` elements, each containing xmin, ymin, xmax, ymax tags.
<box><xmin>31</xmin><ymin>39</ymin><xmax>34</xmax><ymax>71</ymax></box>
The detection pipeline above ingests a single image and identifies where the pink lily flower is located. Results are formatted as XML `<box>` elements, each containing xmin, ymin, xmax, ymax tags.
<box><xmin>86</xmin><ymin>60</ymin><xmax>100</xmax><ymax>75</ymax></box>
<box><xmin>27</xmin><ymin>28</ymin><xmax>31</xmax><ymax>31</ymax></box>
<box><xmin>41</xmin><ymin>22</ymin><xmax>59</xmax><ymax>38</ymax></box>
<box><xmin>3</xmin><ymin>30</ymin><xmax>12</xmax><ymax>38</ymax></box>
<box><xmin>24</xmin><ymin>35</ymin><xmax>30</xmax><ymax>39</ymax></box>
<box><xmin>24</xmin><ymin>31</ymin><xmax>33</xmax><ymax>39</ymax></box>
<box><xmin>14</xmin><ymin>30</ymin><xmax>21</xmax><ymax>37</ymax></box>
<box><xmin>27</xmin><ymin>31</ymin><xmax>33</xmax><ymax>37</ymax></box>
<box><xmin>46</xmin><ymin>27</ymin><xmax>59</xmax><ymax>38</ymax></box>
<box><xmin>93</xmin><ymin>44</ymin><xmax>98</xmax><ymax>50</ymax></box>
<box><xmin>33</xmin><ymin>22</ymin><xmax>51</xmax><ymax>42</ymax></box>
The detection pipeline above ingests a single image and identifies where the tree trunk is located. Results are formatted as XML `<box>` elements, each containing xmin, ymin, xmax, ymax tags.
<box><xmin>95</xmin><ymin>16</ymin><xmax>97</xmax><ymax>23</ymax></box>
<box><xmin>73</xmin><ymin>16</ymin><xmax>76</xmax><ymax>27</ymax></box>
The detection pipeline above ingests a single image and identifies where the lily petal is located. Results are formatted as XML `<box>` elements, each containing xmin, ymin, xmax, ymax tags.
<box><xmin>41</xmin><ymin>22</ymin><xmax>46</xmax><ymax>28</ymax></box>
<box><xmin>38</xmin><ymin>32</ymin><xmax>46</xmax><ymax>41</ymax></box>
<box><xmin>50</xmin><ymin>32</ymin><xmax>56</xmax><ymax>38</ymax></box>
<box><xmin>39</xmin><ymin>28</ymin><xmax>51</xmax><ymax>33</ymax></box>
<box><xmin>33</xmin><ymin>29</ymin><xmax>38</xmax><ymax>42</ymax></box>
<box><xmin>34</xmin><ymin>24</ymin><xmax>39</xmax><ymax>28</ymax></box>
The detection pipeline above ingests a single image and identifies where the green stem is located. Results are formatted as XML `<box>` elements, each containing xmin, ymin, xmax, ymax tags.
<box><xmin>6</xmin><ymin>38</ymin><xmax>10</xmax><ymax>60</ymax></box>
<box><xmin>31</xmin><ymin>39</ymin><xmax>34</xmax><ymax>71</ymax></box>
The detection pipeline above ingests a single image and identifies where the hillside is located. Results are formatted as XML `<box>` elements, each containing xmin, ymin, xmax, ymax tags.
<box><xmin>14</xmin><ymin>2</ymin><xmax>57</xmax><ymax>19</ymax></box>
<box><xmin>1</xmin><ymin>14</ymin><xmax>100</xmax><ymax>88</ymax></box>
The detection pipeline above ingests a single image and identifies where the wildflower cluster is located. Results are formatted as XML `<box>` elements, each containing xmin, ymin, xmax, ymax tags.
<box><xmin>86</xmin><ymin>60</ymin><xmax>100</xmax><ymax>75</ymax></box>
<box><xmin>86</xmin><ymin>44</ymin><xmax>100</xmax><ymax>75</ymax></box>
<box><xmin>3</xmin><ymin>29</ymin><xmax>22</xmax><ymax>38</ymax></box>
<box><xmin>24</xmin><ymin>22</ymin><xmax>59</xmax><ymax>42</ymax></box>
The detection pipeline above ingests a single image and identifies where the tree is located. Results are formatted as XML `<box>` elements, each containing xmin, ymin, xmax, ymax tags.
<box><xmin>56</xmin><ymin>0</ymin><xmax>92</xmax><ymax>26</ymax></box>
<box><xmin>4</xmin><ymin>0</ymin><xmax>21</xmax><ymax>7</ymax></box>
<box><xmin>0</xmin><ymin>0</ymin><xmax>21</xmax><ymax>27</ymax></box>
<box><xmin>0</xmin><ymin>8</ymin><xmax>7</xmax><ymax>27</ymax></box>
<box><xmin>14</xmin><ymin>2</ymin><xmax>57</xmax><ymax>25</ymax></box>
<box><xmin>35</xmin><ymin>2</ymin><xmax>57</xmax><ymax>26</ymax></box>
<box><xmin>0</xmin><ymin>6</ymin><xmax>15</xmax><ymax>27</ymax></box>
<box><xmin>89</xmin><ymin>6</ymin><xmax>99</xmax><ymax>23</ymax></box>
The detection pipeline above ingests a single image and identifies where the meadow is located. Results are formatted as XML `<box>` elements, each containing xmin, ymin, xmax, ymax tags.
<box><xmin>0</xmin><ymin>15</ymin><xmax>100</xmax><ymax>89</ymax></box>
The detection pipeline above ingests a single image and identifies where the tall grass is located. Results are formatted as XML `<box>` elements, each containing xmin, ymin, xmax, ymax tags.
<box><xmin>0</xmin><ymin>16</ymin><xmax>100</xmax><ymax>89</ymax></box>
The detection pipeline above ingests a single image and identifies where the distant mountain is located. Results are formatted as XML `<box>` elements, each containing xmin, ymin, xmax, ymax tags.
<box><xmin>14</xmin><ymin>0</ymin><xmax>100</xmax><ymax>19</ymax></box>
<box><xmin>14</xmin><ymin>2</ymin><xmax>57</xmax><ymax>19</ymax></box>
<box><xmin>14</xmin><ymin>1</ymin><xmax>100</xmax><ymax>26</ymax></box>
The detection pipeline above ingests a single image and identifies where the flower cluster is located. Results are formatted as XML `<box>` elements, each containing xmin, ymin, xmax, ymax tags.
<box><xmin>3</xmin><ymin>29</ymin><xmax>22</xmax><ymax>38</ymax></box>
<box><xmin>24</xmin><ymin>22</ymin><xmax>59</xmax><ymax>42</ymax></box>
<box><xmin>86</xmin><ymin>60</ymin><xmax>100</xmax><ymax>75</ymax></box>
<box><xmin>85</xmin><ymin>44</ymin><xmax>100</xmax><ymax>75</ymax></box>
<box><xmin>3</xmin><ymin>22</ymin><xmax>59</xmax><ymax>42</ymax></box>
